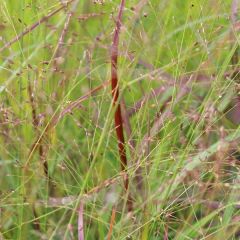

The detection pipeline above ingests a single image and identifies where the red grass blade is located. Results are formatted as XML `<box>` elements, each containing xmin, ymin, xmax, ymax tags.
<box><xmin>110</xmin><ymin>0</ymin><xmax>132</xmax><ymax>212</ymax></box>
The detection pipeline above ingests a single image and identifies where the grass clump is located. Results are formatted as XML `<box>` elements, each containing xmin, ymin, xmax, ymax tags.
<box><xmin>0</xmin><ymin>0</ymin><xmax>240</xmax><ymax>239</ymax></box>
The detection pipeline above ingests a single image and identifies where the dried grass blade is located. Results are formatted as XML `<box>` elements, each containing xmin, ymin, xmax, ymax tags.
<box><xmin>107</xmin><ymin>206</ymin><xmax>116</xmax><ymax>240</ymax></box>
<box><xmin>78</xmin><ymin>201</ymin><xmax>84</xmax><ymax>240</ymax></box>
